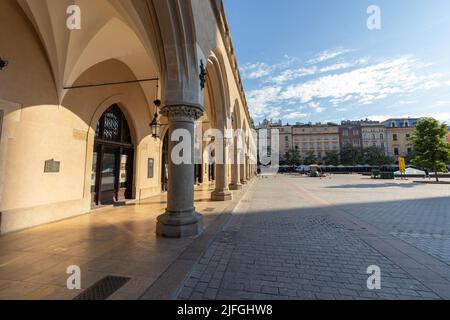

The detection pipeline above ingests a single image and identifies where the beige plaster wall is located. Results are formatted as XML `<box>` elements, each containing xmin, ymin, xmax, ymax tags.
<box><xmin>0</xmin><ymin>0</ymin><xmax>251</xmax><ymax>234</ymax></box>
<box><xmin>0</xmin><ymin>2</ymin><xmax>164</xmax><ymax>233</ymax></box>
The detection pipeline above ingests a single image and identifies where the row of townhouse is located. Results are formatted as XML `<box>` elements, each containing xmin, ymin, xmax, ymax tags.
<box><xmin>257</xmin><ymin>118</ymin><xmax>427</xmax><ymax>161</ymax></box>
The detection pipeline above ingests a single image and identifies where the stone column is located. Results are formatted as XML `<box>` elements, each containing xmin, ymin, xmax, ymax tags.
<box><xmin>212</xmin><ymin>135</ymin><xmax>233</xmax><ymax>201</ymax></box>
<box><xmin>229</xmin><ymin>138</ymin><xmax>242</xmax><ymax>190</ymax></box>
<box><xmin>156</xmin><ymin>105</ymin><xmax>204</xmax><ymax>238</ymax></box>
<box><xmin>240</xmin><ymin>157</ymin><xmax>247</xmax><ymax>185</ymax></box>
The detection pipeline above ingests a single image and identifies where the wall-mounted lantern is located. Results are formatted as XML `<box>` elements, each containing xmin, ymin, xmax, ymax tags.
<box><xmin>150</xmin><ymin>84</ymin><xmax>162</xmax><ymax>139</ymax></box>
<box><xmin>150</xmin><ymin>112</ymin><xmax>161</xmax><ymax>139</ymax></box>
<box><xmin>150</xmin><ymin>80</ymin><xmax>161</xmax><ymax>139</ymax></box>
<box><xmin>0</xmin><ymin>57</ymin><xmax>8</xmax><ymax>70</ymax></box>
<box><xmin>199</xmin><ymin>59</ymin><xmax>207</xmax><ymax>90</ymax></box>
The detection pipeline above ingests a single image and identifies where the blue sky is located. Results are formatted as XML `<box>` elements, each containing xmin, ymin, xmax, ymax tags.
<box><xmin>223</xmin><ymin>0</ymin><xmax>450</xmax><ymax>125</ymax></box>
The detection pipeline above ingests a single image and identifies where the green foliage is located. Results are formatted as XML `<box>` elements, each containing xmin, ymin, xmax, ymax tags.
<box><xmin>340</xmin><ymin>143</ymin><xmax>363</xmax><ymax>165</ymax></box>
<box><xmin>303</xmin><ymin>151</ymin><xmax>318</xmax><ymax>165</ymax></box>
<box><xmin>411</xmin><ymin>118</ymin><xmax>450</xmax><ymax>181</ymax></box>
<box><xmin>284</xmin><ymin>149</ymin><xmax>302</xmax><ymax>166</ymax></box>
<box><xmin>363</xmin><ymin>146</ymin><xmax>391</xmax><ymax>166</ymax></box>
<box><xmin>323</xmin><ymin>151</ymin><xmax>340</xmax><ymax>166</ymax></box>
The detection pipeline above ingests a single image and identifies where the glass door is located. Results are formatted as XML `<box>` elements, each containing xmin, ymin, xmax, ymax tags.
<box><xmin>100</xmin><ymin>149</ymin><xmax>118</xmax><ymax>204</ymax></box>
<box><xmin>117</xmin><ymin>149</ymin><xmax>133</xmax><ymax>201</ymax></box>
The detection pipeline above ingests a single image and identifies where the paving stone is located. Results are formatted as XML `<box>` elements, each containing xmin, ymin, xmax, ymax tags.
<box><xmin>261</xmin><ymin>286</ymin><xmax>279</xmax><ymax>295</ymax></box>
<box><xmin>178</xmin><ymin>287</ymin><xmax>193</xmax><ymax>299</ymax></box>
<box><xmin>190</xmin><ymin>292</ymin><xmax>204</xmax><ymax>300</ymax></box>
<box><xmin>175</xmin><ymin>176</ymin><xmax>450</xmax><ymax>301</ymax></box>
<box><xmin>204</xmin><ymin>288</ymin><xmax>218</xmax><ymax>299</ymax></box>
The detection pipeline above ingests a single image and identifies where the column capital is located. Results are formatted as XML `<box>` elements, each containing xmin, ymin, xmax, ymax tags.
<box><xmin>160</xmin><ymin>104</ymin><xmax>204</xmax><ymax>120</ymax></box>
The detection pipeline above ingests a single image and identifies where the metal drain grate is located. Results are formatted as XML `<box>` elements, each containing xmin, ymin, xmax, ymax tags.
<box><xmin>73</xmin><ymin>275</ymin><xmax>131</xmax><ymax>300</ymax></box>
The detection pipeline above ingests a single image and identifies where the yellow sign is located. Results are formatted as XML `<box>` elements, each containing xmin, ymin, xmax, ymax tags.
<box><xmin>398</xmin><ymin>157</ymin><xmax>406</xmax><ymax>174</ymax></box>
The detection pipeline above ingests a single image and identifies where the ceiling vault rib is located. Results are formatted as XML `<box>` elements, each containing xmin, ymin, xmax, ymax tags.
<box><xmin>64</xmin><ymin>77</ymin><xmax>159</xmax><ymax>90</ymax></box>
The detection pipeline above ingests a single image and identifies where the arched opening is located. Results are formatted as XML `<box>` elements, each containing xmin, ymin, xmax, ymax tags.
<box><xmin>91</xmin><ymin>104</ymin><xmax>134</xmax><ymax>206</ymax></box>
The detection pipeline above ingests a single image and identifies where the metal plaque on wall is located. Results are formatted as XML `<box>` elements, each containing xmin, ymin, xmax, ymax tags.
<box><xmin>44</xmin><ymin>159</ymin><xmax>61</xmax><ymax>173</ymax></box>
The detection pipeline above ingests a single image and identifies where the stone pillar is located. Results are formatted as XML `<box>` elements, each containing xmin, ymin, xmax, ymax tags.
<box><xmin>156</xmin><ymin>105</ymin><xmax>204</xmax><ymax>238</ymax></box>
<box><xmin>229</xmin><ymin>139</ymin><xmax>242</xmax><ymax>190</ymax></box>
<box><xmin>212</xmin><ymin>135</ymin><xmax>233</xmax><ymax>201</ymax></box>
<box><xmin>240</xmin><ymin>158</ymin><xmax>247</xmax><ymax>185</ymax></box>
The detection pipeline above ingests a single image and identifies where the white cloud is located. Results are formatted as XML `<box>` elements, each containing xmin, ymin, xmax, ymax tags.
<box><xmin>271</xmin><ymin>67</ymin><xmax>317</xmax><ymax>84</ymax></box>
<box><xmin>428</xmin><ymin>112</ymin><xmax>450</xmax><ymax>123</ymax></box>
<box><xmin>399</xmin><ymin>100</ymin><xmax>417</xmax><ymax>105</ymax></box>
<box><xmin>432</xmin><ymin>100</ymin><xmax>450</xmax><ymax>108</ymax></box>
<box><xmin>240</xmin><ymin>62</ymin><xmax>273</xmax><ymax>79</ymax></box>
<box><xmin>280</xmin><ymin>56</ymin><xmax>449</xmax><ymax>105</ymax></box>
<box><xmin>366</xmin><ymin>112</ymin><xmax>450</xmax><ymax>124</ymax></box>
<box><xmin>307</xmin><ymin>48</ymin><xmax>354</xmax><ymax>64</ymax></box>
<box><xmin>244</xmin><ymin>52</ymin><xmax>450</xmax><ymax>124</ymax></box>
<box><xmin>309</xmin><ymin>102</ymin><xmax>324</xmax><ymax>113</ymax></box>
<box><xmin>270</xmin><ymin>57</ymin><xmax>369</xmax><ymax>85</ymax></box>
<box><xmin>241</xmin><ymin>56</ymin><xmax>299</xmax><ymax>80</ymax></box>
<box><xmin>319</xmin><ymin>63</ymin><xmax>352</xmax><ymax>73</ymax></box>
<box><xmin>283</xmin><ymin>112</ymin><xmax>309</xmax><ymax>120</ymax></box>
<box><xmin>319</xmin><ymin>59</ymin><xmax>368</xmax><ymax>73</ymax></box>
<box><xmin>246</xmin><ymin>86</ymin><xmax>283</xmax><ymax>118</ymax></box>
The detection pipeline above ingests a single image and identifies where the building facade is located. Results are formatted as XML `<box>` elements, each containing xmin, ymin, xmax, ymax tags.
<box><xmin>339</xmin><ymin>121</ymin><xmax>363</xmax><ymax>151</ymax></box>
<box><xmin>292</xmin><ymin>123</ymin><xmax>340</xmax><ymax>160</ymax></box>
<box><xmin>277</xmin><ymin>125</ymin><xmax>293</xmax><ymax>160</ymax></box>
<box><xmin>256</xmin><ymin>119</ymin><xmax>293</xmax><ymax>162</ymax></box>
<box><xmin>0</xmin><ymin>0</ymin><xmax>256</xmax><ymax>236</ymax></box>
<box><xmin>361</xmin><ymin>122</ymin><xmax>388</xmax><ymax>154</ymax></box>
<box><xmin>383</xmin><ymin>118</ymin><xmax>420</xmax><ymax>159</ymax></box>
<box><xmin>256</xmin><ymin>119</ymin><xmax>273</xmax><ymax>160</ymax></box>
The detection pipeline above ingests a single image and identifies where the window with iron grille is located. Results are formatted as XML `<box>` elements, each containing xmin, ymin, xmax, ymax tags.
<box><xmin>95</xmin><ymin>105</ymin><xmax>132</xmax><ymax>145</ymax></box>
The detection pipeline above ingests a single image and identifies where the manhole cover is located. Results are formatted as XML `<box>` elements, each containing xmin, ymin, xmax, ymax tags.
<box><xmin>73</xmin><ymin>275</ymin><xmax>131</xmax><ymax>300</ymax></box>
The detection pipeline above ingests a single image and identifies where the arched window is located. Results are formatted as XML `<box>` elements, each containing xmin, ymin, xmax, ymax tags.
<box><xmin>95</xmin><ymin>105</ymin><xmax>132</xmax><ymax>145</ymax></box>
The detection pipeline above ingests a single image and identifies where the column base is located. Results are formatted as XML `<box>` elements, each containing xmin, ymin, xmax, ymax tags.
<box><xmin>156</xmin><ymin>211</ymin><xmax>203</xmax><ymax>238</ymax></box>
<box><xmin>211</xmin><ymin>190</ymin><xmax>233</xmax><ymax>201</ymax></box>
<box><xmin>241</xmin><ymin>180</ymin><xmax>248</xmax><ymax>185</ymax></box>
<box><xmin>229</xmin><ymin>183</ymin><xmax>243</xmax><ymax>190</ymax></box>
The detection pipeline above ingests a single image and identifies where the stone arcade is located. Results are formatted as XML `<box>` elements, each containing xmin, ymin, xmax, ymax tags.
<box><xmin>0</xmin><ymin>0</ymin><xmax>257</xmax><ymax>236</ymax></box>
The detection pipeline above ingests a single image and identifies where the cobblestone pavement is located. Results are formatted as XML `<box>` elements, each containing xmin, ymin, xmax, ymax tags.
<box><xmin>301</xmin><ymin>175</ymin><xmax>450</xmax><ymax>266</ymax></box>
<box><xmin>176</xmin><ymin>175</ymin><xmax>450</xmax><ymax>300</ymax></box>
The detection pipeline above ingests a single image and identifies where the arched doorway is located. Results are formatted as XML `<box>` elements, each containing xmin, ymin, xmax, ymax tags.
<box><xmin>91</xmin><ymin>105</ymin><xmax>134</xmax><ymax>206</ymax></box>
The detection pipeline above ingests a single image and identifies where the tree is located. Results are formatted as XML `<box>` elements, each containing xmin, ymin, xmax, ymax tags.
<box><xmin>411</xmin><ymin>118</ymin><xmax>450</xmax><ymax>182</ymax></box>
<box><xmin>323</xmin><ymin>151</ymin><xmax>340</xmax><ymax>166</ymax></box>
<box><xmin>340</xmin><ymin>144</ymin><xmax>363</xmax><ymax>165</ymax></box>
<box><xmin>284</xmin><ymin>149</ymin><xmax>301</xmax><ymax>166</ymax></box>
<box><xmin>303</xmin><ymin>151</ymin><xmax>318</xmax><ymax>165</ymax></box>
<box><xmin>363</xmin><ymin>146</ymin><xmax>390</xmax><ymax>166</ymax></box>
